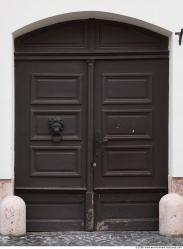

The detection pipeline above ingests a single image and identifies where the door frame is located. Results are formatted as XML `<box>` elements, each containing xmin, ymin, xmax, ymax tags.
<box><xmin>14</xmin><ymin>18</ymin><xmax>169</xmax><ymax>231</ymax></box>
<box><xmin>11</xmin><ymin>12</ymin><xmax>171</xmax><ymax>185</ymax></box>
<box><xmin>12</xmin><ymin>11</ymin><xmax>171</xmax><ymax>186</ymax></box>
<box><xmin>0</xmin><ymin>12</ymin><xmax>172</xmax><ymax>233</ymax></box>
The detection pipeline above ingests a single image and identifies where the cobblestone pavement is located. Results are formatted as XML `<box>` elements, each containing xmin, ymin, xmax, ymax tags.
<box><xmin>0</xmin><ymin>231</ymin><xmax>183</xmax><ymax>246</ymax></box>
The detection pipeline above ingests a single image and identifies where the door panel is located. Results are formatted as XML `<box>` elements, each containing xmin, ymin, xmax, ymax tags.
<box><xmin>94</xmin><ymin>59</ymin><xmax>168</xmax><ymax>188</ymax></box>
<box><xmin>102</xmin><ymin>145</ymin><xmax>153</xmax><ymax>177</ymax></box>
<box><xmin>95</xmin><ymin>191</ymin><xmax>162</xmax><ymax>231</ymax></box>
<box><xmin>20</xmin><ymin>192</ymin><xmax>85</xmax><ymax>231</ymax></box>
<box><xmin>94</xmin><ymin>59</ymin><xmax>168</xmax><ymax>230</ymax></box>
<box><xmin>16</xmin><ymin>58</ymin><xmax>168</xmax><ymax>231</ymax></box>
<box><xmin>16</xmin><ymin>60</ymin><xmax>87</xmax><ymax>188</ymax></box>
<box><xmin>31</xmin><ymin>109</ymin><xmax>82</xmax><ymax>141</ymax></box>
<box><xmin>31</xmin><ymin>74</ymin><xmax>82</xmax><ymax>105</ymax></box>
<box><xmin>102</xmin><ymin>73</ymin><xmax>152</xmax><ymax>104</ymax></box>
<box><xmin>15</xmin><ymin>60</ymin><xmax>88</xmax><ymax>230</ymax></box>
<box><xmin>102</xmin><ymin>109</ymin><xmax>152</xmax><ymax>139</ymax></box>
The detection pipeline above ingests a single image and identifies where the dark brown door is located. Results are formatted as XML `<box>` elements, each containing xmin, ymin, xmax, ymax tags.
<box><xmin>15</xmin><ymin>19</ymin><xmax>168</xmax><ymax>231</ymax></box>
<box><xmin>94</xmin><ymin>59</ymin><xmax>168</xmax><ymax>230</ymax></box>
<box><xmin>15</xmin><ymin>60</ymin><xmax>88</xmax><ymax>231</ymax></box>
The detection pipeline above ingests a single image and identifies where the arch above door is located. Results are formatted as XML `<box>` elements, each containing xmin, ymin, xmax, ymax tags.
<box><xmin>15</xmin><ymin>19</ymin><xmax>168</xmax><ymax>54</ymax></box>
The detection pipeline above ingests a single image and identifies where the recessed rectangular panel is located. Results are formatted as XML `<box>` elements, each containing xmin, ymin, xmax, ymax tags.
<box><xmin>15</xmin><ymin>20</ymin><xmax>89</xmax><ymax>53</ymax></box>
<box><xmin>103</xmin><ymin>145</ymin><xmax>153</xmax><ymax>177</ymax></box>
<box><xmin>31</xmin><ymin>146</ymin><xmax>81</xmax><ymax>177</ymax></box>
<box><xmin>103</xmin><ymin>73</ymin><xmax>152</xmax><ymax>104</ymax></box>
<box><xmin>31</xmin><ymin>74</ymin><xmax>82</xmax><ymax>104</ymax></box>
<box><xmin>17</xmin><ymin>191</ymin><xmax>85</xmax><ymax>231</ymax></box>
<box><xmin>31</xmin><ymin>109</ymin><xmax>81</xmax><ymax>141</ymax></box>
<box><xmin>95</xmin><ymin>20</ymin><xmax>167</xmax><ymax>50</ymax></box>
<box><xmin>103</xmin><ymin>110</ymin><xmax>152</xmax><ymax>140</ymax></box>
<box><xmin>95</xmin><ymin>191</ymin><xmax>165</xmax><ymax>231</ymax></box>
<box><xmin>27</xmin><ymin>196</ymin><xmax>83</xmax><ymax>220</ymax></box>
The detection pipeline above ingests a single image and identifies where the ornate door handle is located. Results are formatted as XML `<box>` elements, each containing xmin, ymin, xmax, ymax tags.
<box><xmin>48</xmin><ymin>118</ymin><xmax>64</xmax><ymax>142</ymax></box>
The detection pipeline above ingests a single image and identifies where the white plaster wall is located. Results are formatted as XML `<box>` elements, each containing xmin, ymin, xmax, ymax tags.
<box><xmin>0</xmin><ymin>0</ymin><xmax>183</xmax><ymax>178</ymax></box>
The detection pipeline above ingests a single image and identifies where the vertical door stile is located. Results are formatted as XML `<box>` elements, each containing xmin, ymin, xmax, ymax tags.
<box><xmin>85</xmin><ymin>59</ymin><xmax>95</xmax><ymax>231</ymax></box>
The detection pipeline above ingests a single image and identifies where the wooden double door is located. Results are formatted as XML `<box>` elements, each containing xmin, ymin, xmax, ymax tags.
<box><xmin>15</xmin><ymin>19</ymin><xmax>168</xmax><ymax>231</ymax></box>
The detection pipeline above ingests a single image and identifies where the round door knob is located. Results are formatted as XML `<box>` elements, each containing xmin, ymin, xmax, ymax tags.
<box><xmin>92</xmin><ymin>162</ymin><xmax>97</xmax><ymax>168</ymax></box>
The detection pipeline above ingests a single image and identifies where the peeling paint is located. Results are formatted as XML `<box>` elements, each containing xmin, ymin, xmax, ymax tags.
<box><xmin>96</xmin><ymin>221</ymin><xmax>109</xmax><ymax>231</ymax></box>
<box><xmin>86</xmin><ymin>208</ymin><xmax>94</xmax><ymax>231</ymax></box>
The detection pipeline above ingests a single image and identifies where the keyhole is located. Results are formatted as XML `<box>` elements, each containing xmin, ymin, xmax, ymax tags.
<box><xmin>116</xmin><ymin>123</ymin><xmax>121</xmax><ymax>129</ymax></box>
<box><xmin>131</xmin><ymin>129</ymin><xmax>135</xmax><ymax>134</ymax></box>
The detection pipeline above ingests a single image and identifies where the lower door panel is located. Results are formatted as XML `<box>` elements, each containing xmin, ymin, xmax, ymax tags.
<box><xmin>94</xmin><ymin>190</ymin><xmax>166</xmax><ymax>231</ymax></box>
<box><xmin>17</xmin><ymin>191</ymin><xmax>85</xmax><ymax>231</ymax></box>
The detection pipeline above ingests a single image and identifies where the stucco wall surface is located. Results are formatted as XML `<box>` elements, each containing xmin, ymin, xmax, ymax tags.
<box><xmin>0</xmin><ymin>0</ymin><xmax>183</xmax><ymax>178</ymax></box>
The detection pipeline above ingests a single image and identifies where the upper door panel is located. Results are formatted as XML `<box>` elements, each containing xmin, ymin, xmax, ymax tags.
<box><xmin>15</xmin><ymin>60</ymin><xmax>88</xmax><ymax>189</ymax></box>
<box><xmin>94</xmin><ymin>59</ymin><xmax>168</xmax><ymax>189</ymax></box>
<box><xmin>15</xmin><ymin>19</ymin><xmax>168</xmax><ymax>54</ymax></box>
